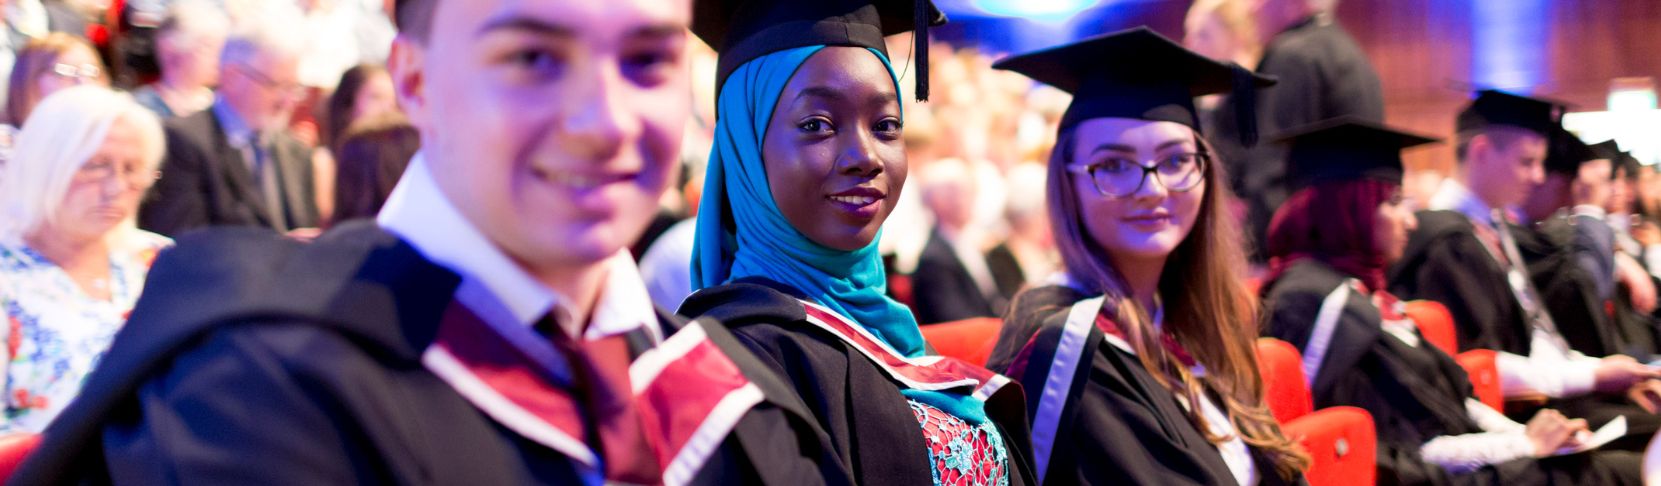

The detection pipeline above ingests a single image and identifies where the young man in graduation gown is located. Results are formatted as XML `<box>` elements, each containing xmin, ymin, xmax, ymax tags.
<box><xmin>11</xmin><ymin>0</ymin><xmax>845</xmax><ymax>484</ymax></box>
<box><xmin>1389</xmin><ymin>90</ymin><xmax>1661</xmax><ymax>449</ymax></box>
<box><xmin>1513</xmin><ymin>128</ymin><xmax>1659</xmax><ymax>360</ymax></box>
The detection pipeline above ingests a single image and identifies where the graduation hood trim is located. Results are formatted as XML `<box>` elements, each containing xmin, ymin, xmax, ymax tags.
<box><xmin>799</xmin><ymin>300</ymin><xmax>1011</xmax><ymax>396</ymax></box>
<box><xmin>424</xmin><ymin>287</ymin><xmax>765</xmax><ymax>483</ymax></box>
<box><xmin>1029</xmin><ymin>295</ymin><xmax>1104</xmax><ymax>484</ymax></box>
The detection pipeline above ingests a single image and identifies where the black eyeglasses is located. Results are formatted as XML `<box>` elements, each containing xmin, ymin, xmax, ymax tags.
<box><xmin>1066</xmin><ymin>152</ymin><xmax>1209</xmax><ymax>198</ymax></box>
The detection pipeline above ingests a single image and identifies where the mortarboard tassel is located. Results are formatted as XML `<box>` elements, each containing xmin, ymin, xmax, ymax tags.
<box><xmin>1230</xmin><ymin>63</ymin><xmax>1259</xmax><ymax>147</ymax></box>
<box><xmin>914</xmin><ymin>0</ymin><xmax>930</xmax><ymax>102</ymax></box>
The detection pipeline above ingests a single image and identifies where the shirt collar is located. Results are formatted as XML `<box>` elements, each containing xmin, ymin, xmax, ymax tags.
<box><xmin>1429</xmin><ymin>178</ymin><xmax>1496</xmax><ymax>227</ymax></box>
<box><xmin>210</xmin><ymin>97</ymin><xmax>254</xmax><ymax>145</ymax></box>
<box><xmin>377</xmin><ymin>153</ymin><xmax>656</xmax><ymax>340</ymax></box>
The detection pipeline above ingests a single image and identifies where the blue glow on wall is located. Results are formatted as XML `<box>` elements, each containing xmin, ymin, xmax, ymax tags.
<box><xmin>1471</xmin><ymin>0</ymin><xmax>1549</xmax><ymax>91</ymax></box>
<box><xmin>968</xmin><ymin>0</ymin><xmax>1102</xmax><ymax>23</ymax></box>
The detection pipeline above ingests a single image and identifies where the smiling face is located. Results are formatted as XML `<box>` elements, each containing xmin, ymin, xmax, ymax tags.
<box><xmin>760</xmin><ymin>47</ymin><xmax>905</xmax><ymax>252</ymax></box>
<box><xmin>392</xmin><ymin>0</ymin><xmax>690</xmax><ymax>274</ymax></box>
<box><xmin>1069</xmin><ymin>118</ymin><xmax>1206</xmax><ymax>268</ymax></box>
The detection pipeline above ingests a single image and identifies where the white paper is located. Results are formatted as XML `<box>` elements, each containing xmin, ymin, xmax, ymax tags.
<box><xmin>1554</xmin><ymin>415</ymin><xmax>1627</xmax><ymax>456</ymax></box>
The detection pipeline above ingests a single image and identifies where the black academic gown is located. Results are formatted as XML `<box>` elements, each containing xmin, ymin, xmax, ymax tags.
<box><xmin>986</xmin><ymin>285</ymin><xmax>1305</xmax><ymax>486</ymax></box>
<box><xmin>11</xmin><ymin>223</ymin><xmax>845</xmax><ymax>485</ymax></box>
<box><xmin>677</xmin><ymin>280</ymin><xmax>1038</xmax><ymax>486</ymax></box>
<box><xmin>1515</xmin><ymin>215</ymin><xmax>1626</xmax><ymax>358</ymax></box>
<box><xmin>1264</xmin><ymin>259</ymin><xmax>1640</xmax><ymax>486</ymax></box>
<box><xmin>1389</xmin><ymin>210</ymin><xmax>1534</xmax><ymax>355</ymax></box>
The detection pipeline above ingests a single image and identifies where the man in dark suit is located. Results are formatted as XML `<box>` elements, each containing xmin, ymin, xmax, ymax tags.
<box><xmin>138</xmin><ymin>24</ymin><xmax>318</xmax><ymax>236</ymax></box>
<box><xmin>912</xmin><ymin>159</ymin><xmax>1007</xmax><ymax>324</ymax></box>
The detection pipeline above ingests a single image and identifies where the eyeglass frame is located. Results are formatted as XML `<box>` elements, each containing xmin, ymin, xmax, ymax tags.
<box><xmin>73</xmin><ymin>159</ymin><xmax>161</xmax><ymax>190</ymax></box>
<box><xmin>230</xmin><ymin>62</ymin><xmax>306</xmax><ymax>100</ymax></box>
<box><xmin>1065</xmin><ymin>150</ymin><xmax>1211</xmax><ymax>198</ymax></box>
<box><xmin>49</xmin><ymin>63</ymin><xmax>103</xmax><ymax>82</ymax></box>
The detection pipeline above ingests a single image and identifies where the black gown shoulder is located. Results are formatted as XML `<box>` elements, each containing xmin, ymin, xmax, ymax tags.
<box><xmin>14</xmin><ymin>223</ymin><xmax>838</xmax><ymax>486</ymax></box>
<box><xmin>679</xmin><ymin>280</ymin><xmax>1038</xmax><ymax>486</ymax></box>
<box><xmin>1389</xmin><ymin>210</ymin><xmax>1533</xmax><ymax>354</ymax></box>
<box><xmin>990</xmin><ymin>285</ymin><xmax>1305</xmax><ymax>486</ymax></box>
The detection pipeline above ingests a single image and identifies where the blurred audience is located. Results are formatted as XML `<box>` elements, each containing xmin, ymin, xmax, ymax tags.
<box><xmin>130</xmin><ymin>0</ymin><xmax>227</xmax><ymax>118</ymax></box>
<box><xmin>987</xmin><ymin>162</ymin><xmax>1057</xmax><ymax>291</ymax></box>
<box><xmin>5</xmin><ymin>32</ymin><xmax>105</xmax><ymax>127</ymax></box>
<box><xmin>912</xmin><ymin>157</ymin><xmax>1009</xmax><ymax>324</ymax></box>
<box><xmin>0</xmin><ymin>85</ymin><xmax>168</xmax><ymax>433</ymax></box>
<box><xmin>138</xmin><ymin>10</ymin><xmax>320</xmax><ymax>237</ymax></box>
<box><xmin>313</xmin><ymin>63</ymin><xmax>395</xmax><ymax>220</ymax></box>
<box><xmin>325</xmin><ymin>112</ymin><xmax>414</xmax><ymax>226</ymax></box>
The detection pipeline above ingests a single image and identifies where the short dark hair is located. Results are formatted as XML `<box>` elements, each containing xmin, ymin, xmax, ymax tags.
<box><xmin>395</xmin><ymin>0</ymin><xmax>438</xmax><ymax>43</ymax></box>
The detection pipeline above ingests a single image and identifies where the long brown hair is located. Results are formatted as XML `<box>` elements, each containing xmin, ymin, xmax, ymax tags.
<box><xmin>1046</xmin><ymin>126</ymin><xmax>1310</xmax><ymax>479</ymax></box>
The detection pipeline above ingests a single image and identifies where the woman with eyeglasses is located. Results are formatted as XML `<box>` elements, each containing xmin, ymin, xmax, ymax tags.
<box><xmin>985</xmin><ymin>28</ymin><xmax>1309</xmax><ymax>485</ymax></box>
<box><xmin>0</xmin><ymin>85</ymin><xmax>169</xmax><ymax>433</ymax></box>
<box><xmin>4</xmin><ymin>33</ymin><xmax>109</xmax><ymax>127</ymax></box>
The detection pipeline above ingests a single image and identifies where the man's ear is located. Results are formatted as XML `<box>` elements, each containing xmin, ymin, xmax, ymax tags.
<box><xmin>388</xmin><ymin>35</ymin><xmax>427</xmax><ymax>124</ymax></box>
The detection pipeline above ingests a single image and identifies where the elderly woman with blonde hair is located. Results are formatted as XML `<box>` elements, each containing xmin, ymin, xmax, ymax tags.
<box><xmin>0</xmin><ymin>85</ymin><xmax>168</xmax><ymax>433</ymax></box>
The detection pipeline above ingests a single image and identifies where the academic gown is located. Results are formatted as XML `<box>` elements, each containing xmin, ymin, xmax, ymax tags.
<box><xmin>1389</xmin><ymin>210</ymin><xmax>1534</xmax><ymax>355</ymax></box>
<box><xmin>11</xmin><ymin>222</ymin><xmax>846</xmax><ymax>485</ymax></box>
<box><xmin>1515</xmin><ymin>214</ymin><xmax>1626</xmax><ymax>358</ymax></box>
<box><xmin>1264</xmin><ymin>259</ymin><xmax>1640</xmax><ymax>486</ymax></box>
<box><xmin>986</xmin><ymin>285</ymin><xmax>1305</xmax><ymax>486</ymax></box>
<box><xmin>677</xmin><ymin>280</ymin><xmax>1038</xmax><ymax>486</ymax></box>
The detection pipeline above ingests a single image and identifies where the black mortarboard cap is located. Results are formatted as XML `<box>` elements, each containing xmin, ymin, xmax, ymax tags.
<box><xmin>992</xmin><ymin>27</ymin><xmax>1277</xmax><ymax>145</ymax></box>
<box><xmin>1275</xmin><ymin>115</ymin><xmax>1439</xmax><ymax>190</ymax></box>
<box><xmin>1588</xmin><ymin>139</ymin><xmax>1623</xmax><ymax>162</ymax></box>
<box><xmin>1543</xmin><ymin>126</ymin><xmax>1596</xmax><ymax>175</ymax></box>
<box><xmin>1455</xmin><ymin>89</ymin><xmax>1564</xmax><ymax>136</ymax></box>
<box><xmin>692</xmin><ymin>0</ymin><xmax>946</xmax><ymax>101</ymax></box>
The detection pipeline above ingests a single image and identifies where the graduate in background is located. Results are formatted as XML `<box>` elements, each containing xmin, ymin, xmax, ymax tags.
<box><xmin>1389</xmin><ymin>90</ymin><xmax>1661</xmax><ymax>450</ymax></box>
<box><xmin>676</xmin><ymin>0</ymin><xmax>1036</xmax><ymax>484</ymax></box>
<box><xmin>985</xmin><ymin>27</ymin><xmax>1308</xmax><ymax>485</ymax></box>
<box><xmin>1261</xmin><ymin>116</ymin><xmax>1641</xmax><ymax>485</ymax></box>
<box><xmin>12</xmin><ymin>0</ymin><xmax>840</xmax><ymax>483</ymax></box>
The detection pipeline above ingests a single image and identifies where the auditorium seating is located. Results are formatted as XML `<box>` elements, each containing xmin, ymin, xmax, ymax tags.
<box><xmin>920</xmin><ymin>317</ymin><xmax>1002</xmax><ymax>366</ymax></box>
<box><xmin>1404</xmin><ymin>300</ymin><xmax>1458</xmax><ymax>355</ymax></box>
<box><xmin>1254</xmin><ymin>338</ymin><xmax>1378</xmax><ymax>486</ymax></box>
<box><xmin>0</xmin><ymin>433</ymin><xmax>40</xmax><ymax>482</ymax></box>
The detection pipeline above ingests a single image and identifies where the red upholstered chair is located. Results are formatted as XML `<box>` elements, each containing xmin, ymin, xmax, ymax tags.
<box><xmin>1284</xmin><ymin>406</ymin><xmax>1378</xmax><ymax>486</ymax></box>
<box><xmin>0</xmin><ymin>433</ymin><xmax>40</xmax><ymax>482</ymax></box>
<box><xmin>1255</xmin><ymin>338</ymin><xmax>1314</xmax><ymax>423</ymax></box>
<box><xmin>1255</xmin><ymin>338</ymin><xmax>1378</xmax><ymax>486</ymax></box>
<box><xmin>920</xmin><ymin>318</ymin><xmax>1002</xmax><ymax>366</ymax></box>
<box><xmin>1455</xmin><ymin>349</ymin><xmax>1505</xmax><ymax>411</ymax></box>
<box><xmin>1404</xmin><ymin>300</ymin><xmax>1458</xmax><ymax>355</ymax></box>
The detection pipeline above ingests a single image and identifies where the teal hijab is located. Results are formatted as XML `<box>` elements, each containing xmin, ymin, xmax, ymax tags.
<box><xmin>691</xmin><ymin>46</ymin><xmax>987</xmax><ymax>423</ymax></box>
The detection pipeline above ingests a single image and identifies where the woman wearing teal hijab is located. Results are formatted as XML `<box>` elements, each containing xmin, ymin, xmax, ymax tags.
<box><xmin>679</xmin><ymin>0</ymin><xmax>1033</xmax><ymax>484</ymax></box>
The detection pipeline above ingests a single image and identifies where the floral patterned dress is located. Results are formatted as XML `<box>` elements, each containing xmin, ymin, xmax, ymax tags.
<box><xmin>0</xmin><ymin>232</ymin><xmax>169</xmax><ymax>432</ymax></box>
<box><xmin>908</xmin><ymin>398</ymin><xmax>1011</xmax><ymax>486</ymax></box>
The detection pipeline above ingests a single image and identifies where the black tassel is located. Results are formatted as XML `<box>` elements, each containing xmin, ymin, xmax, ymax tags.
<box><xmin>1230</xmin><ymin>63</ymin><xmax>1258</xmax><ymax>147</ymax></box>
<box><xmin>914</xmin><ymin>0</ymin><xmax>930</xmax><ymax>102</ymax></box>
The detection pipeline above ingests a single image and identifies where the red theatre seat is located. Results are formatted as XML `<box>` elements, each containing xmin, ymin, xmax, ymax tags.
<box><xmin>1255</xmin><ymin>338</ymin><xmax>1378</xmax><ymax>486</ymax></box>
<box><xmin>1404</xmin><ymin>300</ymin><xmax>1458</xmax><ymax>355</ymax></box>
<box><xmin>1285</xmin><ymin>406</ymin><xmax>1378</xmax><ymax>486</ymax></box>
<box><xmin>1255</xmin><ymin>338</ymin><xmax>1314</xmax><ymax>423</ymax></box>
<box><xmin>920</xmin><ymin>318</ymin><xmax>1002</xmax><ymax>367</ymax></box>
<box><xmin>1456</xmin><ymin>349</ymin><xmax>1505</xmax><ymax>411</ymax></box>
<box><xmin>0</xmin><ymin>433</ymin><xmax>40</xmax><ymax>482</ymax></box>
